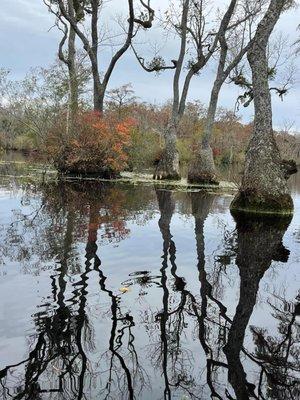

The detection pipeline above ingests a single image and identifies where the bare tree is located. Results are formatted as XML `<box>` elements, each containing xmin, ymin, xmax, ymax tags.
<box><xmin>187</xmin><ymin>1</ymin><xmax>265</xmax><ymax>185</ymax></box>
<box><xmin>231</xmin><ymin>0</ymin><xmax>297</xmax><ymax>216</ymax></box>
<box><xmin>106</xmin><ymin>83</ymin><xmax>137</xmax><ymax>116</ymax></box>
<box><xmin>53</xmin><ymin>0</ymin><xmax>154</xmax><ymax>114</ymax></box>
<box><xmin>134</xmin><ymin>0</ymin><xmax>254</xmax><ymax>180</ymax></box>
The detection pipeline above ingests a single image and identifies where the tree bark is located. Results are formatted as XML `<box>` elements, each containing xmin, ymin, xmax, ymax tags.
<box><xmin>231</xmin><ymin>0</ymin><xmax>297</xmax><ymax>215</ymax></box>
<box><xmin>153</xmin><ymin>121</ymin><xmax>180</xmax><ymax>180</ymax></box>
<box><xmin>92</xmin><ymin>73</ymin><xmax>104</xmax><ymax>114</ymax></box>
<box><xmin>188</xmin><ymin>82</ymin><xmax>221</xmax><ymax>185</ymax></box>
<box><xmin>90</xmin><ymin>0</ymin><xmax>103</xmax><ymax>113</ymax></box>
<box><xmin>67</xmin><ymin>25</ymin><xmax>79</xmax><ymax>133</ymax></box>
<box><xmin>153</xmin><ymin>0</ymin><xmax>190</xmax><ymax>181</ymax></box>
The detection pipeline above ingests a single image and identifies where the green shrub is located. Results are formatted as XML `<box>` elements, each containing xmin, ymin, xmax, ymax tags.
<box><xmin>177</xmin><ymin>138</ymin><xmax>193</xmax><ymax>164</ymax></box>
<box><xmin>127</xmin><ymin>128</ymin><xmax>161</xmax><ymax>170</ymax></box>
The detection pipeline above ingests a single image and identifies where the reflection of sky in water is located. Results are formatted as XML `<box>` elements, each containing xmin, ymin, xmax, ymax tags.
<box><xmin>0</xmin><ymin>161</ymin><xmax>299</xmax><ymax>399</ymax></box>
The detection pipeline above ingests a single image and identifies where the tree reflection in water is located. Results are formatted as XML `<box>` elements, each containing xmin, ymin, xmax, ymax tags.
<box><xmin>225</xmin><ymin>214</ymin><xmax>300</xmax><ymax>400</ymax></box>
<box><xmin>0</xmin><ymin>182</ymin><xmax>299</xmax><ymax>399</ymax></box>
<box><xmin>0</xmin><ymin>182</ymin><xmax>153</xmax><ymax>399</ymax></box>
<box><xmin>155</xmin><ymin>189</ymin><xmax>197</xmax><ymax>399</ymax></box>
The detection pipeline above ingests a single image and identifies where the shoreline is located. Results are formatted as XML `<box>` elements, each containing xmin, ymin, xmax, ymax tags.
<box><xmin>0</xmin><ymin>160</ymin><xmax>238</xmax><ymax>194</ymax></box>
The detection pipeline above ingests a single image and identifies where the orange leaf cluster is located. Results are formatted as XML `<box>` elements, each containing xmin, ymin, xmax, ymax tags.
<box><xmin>47</xmin><ymin>111</ymin><xmax>136</xmax><ymax>176</ymax></box>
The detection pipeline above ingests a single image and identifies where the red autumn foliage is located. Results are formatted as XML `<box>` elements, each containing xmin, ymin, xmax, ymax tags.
<box><xmin>46</xmin><ymin>111</ymin><xmax>135</xmax><ymax>177</ymax></box>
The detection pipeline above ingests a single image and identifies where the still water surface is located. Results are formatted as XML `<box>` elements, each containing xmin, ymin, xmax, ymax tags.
<box><xmin>0</xmin><ymin>154</ymin><xmax>299</xmax><ymax>399</ymax></box>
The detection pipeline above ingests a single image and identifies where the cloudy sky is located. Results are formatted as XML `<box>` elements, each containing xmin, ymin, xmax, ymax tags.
<box><xmin>1</xmin><ymin>0</ymin><xmax>300</xmax><ymax>131</ymax></box>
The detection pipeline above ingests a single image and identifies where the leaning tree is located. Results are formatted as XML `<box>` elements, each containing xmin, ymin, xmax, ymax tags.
<box><xmin>230</xmin><ymin>0</ymin><xmax>297</xmax><ymax>216</ymax></box>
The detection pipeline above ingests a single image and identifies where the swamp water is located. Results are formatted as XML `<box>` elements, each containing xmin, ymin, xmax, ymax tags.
<box><xmin>0</xmin><ymin>153</ymin><xmax>299</xmax><ymax>399</ymax></box>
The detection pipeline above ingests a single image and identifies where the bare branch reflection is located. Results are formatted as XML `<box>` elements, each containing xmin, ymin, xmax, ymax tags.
<box><xmin>0</xmin><ymin>182</ymin><xmax>299</xmax><ymax>399</ymax></box>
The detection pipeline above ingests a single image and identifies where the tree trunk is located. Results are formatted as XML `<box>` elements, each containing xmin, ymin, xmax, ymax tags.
<box><xmin>67</xmin><ymin>25</ymin><xmax>78</xmax><ymax>135</ymax></box>
<box><xmin>94</xmin><ymin>89</ymin><xmax>104</xmax><ymax>114</ymax></box>
<box><xmin>230</xmin><ymin>0</ymin><xmax>297</xmax><ymax>216</ymax></box>
<box><xmin>92</xmin><ymin>70</ymin><xmax>104</xmax><ymax>114</ymax></box>
<box><xmin>188</xmin><ymin>83</ymin><xmax>221</xmax><ymax>185</ymax></box>
<box><xmin>154</xmin><ymin>122</ymin><xmax>180</xmax><ymax>180</ymax></box>
<box><xmin>188</xmin><ymin>145</ymin><xmax>218</xmax><ymax>185</ymax></box>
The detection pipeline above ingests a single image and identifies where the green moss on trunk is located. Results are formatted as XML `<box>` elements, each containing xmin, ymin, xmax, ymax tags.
<box><xmin>230</xmin><ymin>189</ymin><xmax>294</xmax><ymax>216</ymax></box>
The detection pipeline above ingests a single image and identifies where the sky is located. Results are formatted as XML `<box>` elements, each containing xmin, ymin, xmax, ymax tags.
<box><xmin>1</xmin><ymin>0</ymin><xmax>300</xmax><ymax>131</ymax></box>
